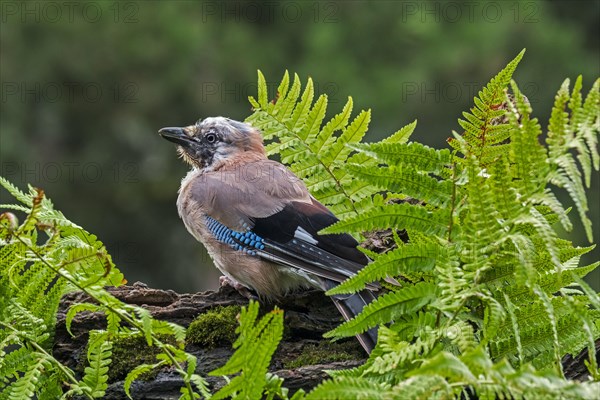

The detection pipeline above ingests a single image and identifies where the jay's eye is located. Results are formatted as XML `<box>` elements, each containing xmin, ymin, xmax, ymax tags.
<box><xmin>205</xmin><ymin>133</ymin><xmax>217</xmax><ymax>144</ymax></box>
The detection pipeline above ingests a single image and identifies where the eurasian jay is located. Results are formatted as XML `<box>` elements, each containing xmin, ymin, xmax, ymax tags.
<box><xmin>159</xmin><ymin>117</ymin><xmax>378</xmax><ymax>353</ymax></box>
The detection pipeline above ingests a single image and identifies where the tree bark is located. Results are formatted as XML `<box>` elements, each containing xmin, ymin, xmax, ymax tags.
<box><xmin>53</xmin><ymin>282</ymin><xmax>599</xmax><ymax>399</ymax></box>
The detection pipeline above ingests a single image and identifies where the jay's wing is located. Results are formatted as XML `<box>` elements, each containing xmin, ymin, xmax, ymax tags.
<box><xmin>250</xmin><ymin>198</ymin><xmax>372</xmax><ymax>284</ymax></box>
<box><xmin>188</xmin><ymin>160</ymin><xmax>371</xmax><ymax>286</ymax></box>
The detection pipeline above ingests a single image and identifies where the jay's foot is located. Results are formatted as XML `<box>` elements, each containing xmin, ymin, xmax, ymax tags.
<box><xmin>219</xmin><ymin>275</ymin><xmax>259</xmax><ymax>300</ymax></box>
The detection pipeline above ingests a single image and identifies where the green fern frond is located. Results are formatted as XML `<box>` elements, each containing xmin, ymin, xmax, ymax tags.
<box><xmin>0</xmin><ymin>347</ymin><xmax>32</xmax><ymax>384</ymax></box>
<box><xmin>448</xmin><ymin>321</ymin><xmax>478</xmax><ymax>354</ymax></box>
<box><xmin>322</xmin><ymin>202</ymin><xmax>450</xmax><ymax>237</ymax></box>
<box><xmin>349</xmin><ymin>142</ymin><xmax>452</xmax><ymax>175</ymax></box>
<box><xmin>533</xmin><ymin>287</ymin><xmax>563</xmax><ymax>374</ymax></box>
<box><xmin>391</xmin><ymin>375</ymin><xmax>453</xmax><ymax>399</ymax></box>
<box><xmin>503</xmin><ymin>294</ymin><xmax>524</xmax><ymax>367</ymax></box>
<box><xmin>248</xmin><ymin>71</ymin><xmax>386</xmax><ymax>217</ymax></box>
<box><xmin>124</xmin><ymin>361</ymin><xmax>167</xmax><ymax>399</ymax></box>
<box><xmin>210</xmin><ymin>301</ymin><xmax>284</xmax><ymax>400</ymax></box>
<box><xmin>5</xmin><ymin>357</ymin><xmax>51</xmax><ymax>400</ymax></box>
<box><xmin>412</xmin><ymin>351</ymin><xmax>477</xmax><ymax>384</ymax></box>
<box><xmin>572</xmin><ymin>274</ymin><xmax>600</xmax><ymax>310</ymax></box>
<box><xmin>150</xmin><ymin>320</ymin><xmax>186</xmax><ymax>344</ymax></box>
<box><xmin>65</xmin><ymin>303</ymin><xmax>101</xmax><ymax>337</ymax></box>
<box><xmin>531</xmin><ymin>191</ymin><xmax>573</xmax><ymax>232</ymax></box>
<box><xmin>325</xmin><ymin>282</ymin><xmax>437</xmax><ymax>339</ymax></box>
<box><xmin>546</xmin><ymin>77</ymin><xmax>599</xmax><ymax>242</ymax></box>
<box><xmin>450</xmin><ymin>49</ymin><xmax>525</xmax><ymax>164</ymax></box>
<box><xmin>563</xmin><ymin>295</ymin><xmax>600</xmax><ymax>380</ymax></box>
<box><xmin>0</xmin><ymin>177</ymin><xmax>32</xmax><ymax>207</ymax></box>
<box><xmin>412</xmin><ymin>346</ymin><xmax>600</xmax><ymax>399</ymax></box>
<box><xmin>365</xmin><ymin>326</ymin><xmax>438</xmax><ymax>377</ymax></box>
<box><xmin>326</xmin><ymin>243</ymin><xmax>439</xmax><ymax>295</ymax></box>
<box><xmin>17</xmin><ymin>188</ymin><xmax>43</xmax><ymax>234</ymax></box>
<box><xmin>480</xmin><ymin>293</ymin><xmax>507</xmax><ymax>346</ymax></box>
<box><xmin>580</xmin><ymin>78</ymin><xmax>600</xmax><ymax>171</ymax></box>
<box><xmin>390</xmin><ymin>311</ymin><xmax>438</xmax><ymax>342</ymax></box>
<box><xmin>81</xmin><ymin>331</ymin><xmax>112</xmax><ymax>398</ymax></box>
<box><xmin>305</xmin><ymin>377</ymin><xmax>391</xmax><ymax>400</ymax></box>
<box><xmin>346</xmin><ymin>164</ymin><xmax>453</xmax><ymax>208</ymax></box>
<box><xmin>1</xmin><ymin>178</ymin><xmax>200</xmax><ymax>399</ymax></box>
<box><xmin>491</xmin><ymin>295</ymin><xmax>598</xmax><ymax>371</ymax></box>
<box><xmin>130</xmin><ymin>307</ymin><xmax>153</xmax><ymax>346</ymax></box>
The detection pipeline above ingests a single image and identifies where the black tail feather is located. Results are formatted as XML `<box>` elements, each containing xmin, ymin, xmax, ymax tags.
<box><xmin>325</xmin><ymin>281</ymin><xmax>378</xmax><ymax>354</ymax></box>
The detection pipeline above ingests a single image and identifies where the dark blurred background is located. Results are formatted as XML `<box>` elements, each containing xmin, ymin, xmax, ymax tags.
<box><xmin>1</xmin><ymin>0</ymin><xmax>598</xmax><ymax>292</ymax></box>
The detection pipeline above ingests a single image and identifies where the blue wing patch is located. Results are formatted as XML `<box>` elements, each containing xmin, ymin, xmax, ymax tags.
<box><xmin>205</xmin><ymin>216</ymin><xmax>265</xmax><ymax>255</ymax></box>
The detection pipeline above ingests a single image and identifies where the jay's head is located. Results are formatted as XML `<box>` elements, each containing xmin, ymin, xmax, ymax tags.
<box><xmin>159</xmin><ymin>117</ymin><xmax>265</xmax><ymax>171</ymax></box>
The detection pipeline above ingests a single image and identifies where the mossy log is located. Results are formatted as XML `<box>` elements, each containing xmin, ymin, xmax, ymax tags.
<box><xmin>51</xmin><ymin>228</ymin><xmax>398</xmax><ymax>398</ymax></box>
<box><xmin>53</xmin><ymin>282</ymin><xmax>365</xmax><ymax>399</ymax></box>
<box><xmin>53</xmin><ymin>281</ymin><xmax>599</xmax><ymax>399</ymax></box>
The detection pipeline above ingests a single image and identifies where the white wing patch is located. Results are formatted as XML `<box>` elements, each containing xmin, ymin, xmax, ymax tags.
<box><xmin>294</xmin><ymin>226</ymin><xmax>318</xmax><ymax>245</ymax></box>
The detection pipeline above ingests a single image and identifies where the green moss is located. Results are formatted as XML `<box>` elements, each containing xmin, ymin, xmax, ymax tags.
<box><xmin>186</xmin><ymin>305</ymin><xmax>241</xmax><ymax>348</ymax></box>
<box><xmin>109</xmin><ymin>333</ymin><xmax>177</xmax><ymax>382</ymax></box>
<box><xmin>77</xmin><ymin>333</ymin><xmax>177</xmax><ymax>382</ymax></box>
<box><xmin>283</xmin><ymin>341</ymin><xmax>363</xmax><ymax>369</ymax></box>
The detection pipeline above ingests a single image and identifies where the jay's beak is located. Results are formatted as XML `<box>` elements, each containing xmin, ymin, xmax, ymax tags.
<box><xmin>159</xmin><ymin>127</ymin><xmax>194</xmax><ymax>148</ymax></box>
